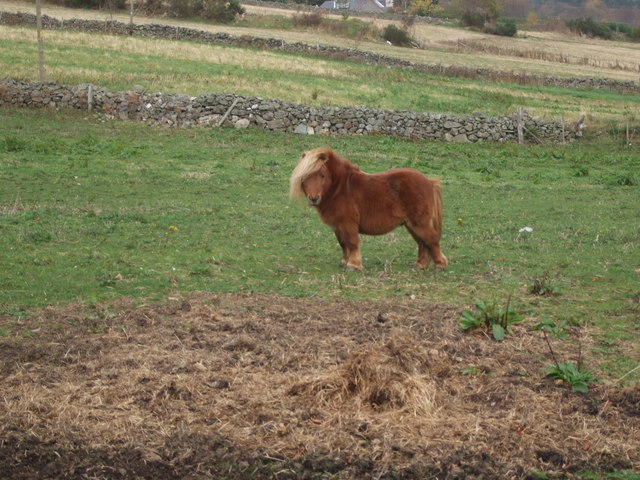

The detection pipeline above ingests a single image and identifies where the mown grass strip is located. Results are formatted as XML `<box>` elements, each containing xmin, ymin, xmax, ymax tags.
<box><xmin>1</xmin><ymin>25</ymin><xmax>638</xmax><ymax>127</ymax></box>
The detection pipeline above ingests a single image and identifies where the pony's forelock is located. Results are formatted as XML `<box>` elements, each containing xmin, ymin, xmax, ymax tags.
<box><xmin>289</xmin><ymin>147</ymin><xmax>332</xmax><ymax>199</ymax></box>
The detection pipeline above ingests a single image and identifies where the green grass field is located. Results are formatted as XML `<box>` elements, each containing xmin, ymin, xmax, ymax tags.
<box><xmin>1</xmin><ymin>6</ymin><xmax>639</xmax><ymax>476</ymax></box>
<box><xmin>1</xmin><ymin>108</ymin><xmax>638</xmax><ymax>382</ymax></box>
<box><xmin>0</xmin><ymin>0</ymin><xmax>638</xmax><ymax>382</ymax></box>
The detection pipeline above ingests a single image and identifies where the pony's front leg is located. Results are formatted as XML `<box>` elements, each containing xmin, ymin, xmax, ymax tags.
<box><xmin>334</xmin><ymin>228</ymin><xmax>362</xmax><ymax>270</ymax></box>
<box><xmin>334</xmin><ymin>232</ymin><xmax>350</xmax><ymax>266</ymax></box>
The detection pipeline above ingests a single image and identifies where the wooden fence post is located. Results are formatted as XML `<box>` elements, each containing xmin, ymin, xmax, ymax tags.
<box><xmin>36</xmin><ymin>0</ymin><xmax>46</xmax><ymax>82</ymax></box>
<box><xmin>517</xmin><ymin>108</ymin><xmax>524</xmax><ymax>145</ymax></box>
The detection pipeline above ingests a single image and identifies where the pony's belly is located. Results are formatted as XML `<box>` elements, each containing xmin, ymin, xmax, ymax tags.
<box><xmin>359</xmin><ymin>220</ymin><xmax>403</xmax><ymax>236</ymax></box>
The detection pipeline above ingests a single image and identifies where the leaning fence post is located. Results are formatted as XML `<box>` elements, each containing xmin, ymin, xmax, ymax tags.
<box><xmin>217</xmin><ymin>98</ymin><xmax>239</xmax><ymax>127</ymax></box>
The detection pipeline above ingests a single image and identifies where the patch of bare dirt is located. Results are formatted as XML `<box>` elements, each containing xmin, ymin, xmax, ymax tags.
<box><xmin>0</xmin><ymin>294</ymin><xmax>638</xmax><ymax>479</ymax></box>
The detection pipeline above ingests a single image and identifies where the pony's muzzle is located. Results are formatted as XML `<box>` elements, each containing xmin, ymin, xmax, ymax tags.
<box><xmin>307</xmin><ymin>195</ymin><xmax>321</xmax><ymax>206</ymax></box>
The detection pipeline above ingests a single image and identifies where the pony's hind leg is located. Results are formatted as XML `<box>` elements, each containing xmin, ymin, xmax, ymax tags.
<box><xmin>406</xmin><ymin>228</ymin><xmax>432</xmax><ymax>269</ymax></box>
<box><xmin>428</xmin><ymin>242</ymin><xmax>448</xmax><ymax>270</ymax></box>
<box><xmin>406</xmin><ymin>223</ymin><xmax>447</xmax><ymax>270</ymax></box>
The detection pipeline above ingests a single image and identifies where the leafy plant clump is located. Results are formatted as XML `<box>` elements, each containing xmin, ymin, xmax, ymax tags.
<box><xmin>532</xmin><ymin>317</ymin><xmax>569</xmax><ymax>339</ymax></box>
<box><xmin>460</xmin><ymin>296</ymin><xmax>523</xmax><ymax>341</ymax></box>
<box><xmin>545</xmin><ymin>362</ymin><xmax>597</xmax><ymax>393</ymax></box>
<box><xmin>528</xmin><ymin>272</ymin><xmax>561</xmax><ymax>297</ymax></box>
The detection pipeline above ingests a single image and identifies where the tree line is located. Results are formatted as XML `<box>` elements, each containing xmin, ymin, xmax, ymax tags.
<box><xmin>41</xmin><ymin>0</ymin><xmax>640</xmax><ymax>31</ymax></box>
<box><xmin>500</xmin><ymin>0</ymin><xmax>640</xmax><ymax>26</ymax></box>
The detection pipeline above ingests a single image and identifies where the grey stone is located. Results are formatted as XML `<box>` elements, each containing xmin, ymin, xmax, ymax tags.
<box><xmin>452</xmin><ymin>133</ymin><xmax>470</xmax><ymax>143</ymax></box>
<box><xmin>294</xmin><ymin>124</ymin><xmax>314</xmax><ymax>135</ymax></box>
<box><xmin>235</xmin><ymin>118</ymin><xmax>250</xmax><ymax>129</ymax></box>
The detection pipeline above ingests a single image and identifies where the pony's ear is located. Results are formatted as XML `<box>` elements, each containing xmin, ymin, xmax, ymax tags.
<box><xmin>322</xmin><ymin>147</ymin><xmax>337</xmax><ymax>164</ymax></box>
<box><xmin>317</xmin><ymin>152</ymin><xmax>327</xmax><ymax>163</ymax></box>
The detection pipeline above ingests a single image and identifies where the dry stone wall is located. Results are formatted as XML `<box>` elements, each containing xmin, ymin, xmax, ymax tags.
<box><xmin>1</xmin><ymin>11</ymin><xmax>638</xmax><ymax>94</ymax></box>
<box><xmin>1</xmin><ymin>78</ymin><xmax>578</xmax><ymax>142</ymax></box>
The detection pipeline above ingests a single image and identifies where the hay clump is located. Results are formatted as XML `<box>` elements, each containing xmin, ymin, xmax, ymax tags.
<box><xmin>290</xmin><ymin>332</ymin><xmax>445</xmax><ymax>415</ymax></box>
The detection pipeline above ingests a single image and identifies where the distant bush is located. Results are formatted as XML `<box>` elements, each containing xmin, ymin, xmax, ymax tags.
<box><xmin>460</xmin><ymin>11</ymin><xmax>486</xmax><ymax>29</ymax></box>
<box><xmin>200</xmin><ymin>0</ymin><xmax>245</xmax><ymax>23</ymax></box>
<box><xmin>565</xmin><ymin>17</ymin><xmax>612</xmax><ymax>40</ymax></box>
<box><xmin>47</xmin><ymin>0</ymin><xmax>245</xmax><ymax>22</ymax></box>
<box><xmin>326</xmin><ymin>18</ymin><xmax>378</xmax><ymax>42</ymax></box>
<box><xmin>292</xmin><ymin>11</ymin><xmax>324</xmax><ymax>28</ymax></box>
<box><xmin>452</xmin><ymin>0</ymin><xmax>502</xmax><ymax>28</ymax></box>
<box><xmin>381</xmin><ymin>25</ymin><xmax>413</xmax><ymax>47</ymax></box>
<box><xmin>608</xmin><ymin>22</ymin><xmax>632</xmax><ymax>35</ymax></box>
<box><xmin>48</xmin><ymin>0</ymin><xmax>126</xmax><ymax>8</ymax></box>
<box><xmin>485</xmin><ymin>18</ymin><xmax>517</xmax><ymax>37</ymax></box>
<box><xmin>452</xmin><ymin>0</ymin><xmax>515</xmax><ymax>38</ymax></box>
<box><xmin>564</xmin><ymin>18</ymin><xmax>640</xmax><ymax>42</ymax></box>
<box><xmin>165</xmin><ymin>0</ymin><xmax>245</xmax><ymax>23</ymax></box>
<box><xmin>236</xmin><ymin>10</ymin><xmax>376</xmax><ymax>42</ymax></box>
<box><xmin>140</xmin><ymin>0</ymin><xmax>164</xmax><ymax>15</ymax></box>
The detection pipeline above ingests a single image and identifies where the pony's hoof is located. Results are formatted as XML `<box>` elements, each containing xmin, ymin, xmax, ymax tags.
<box><xmin>434</xmin><ymin>260</ymin><xmax>448</xmax><ymax>271</ymax></box>
<box><xmin>345</xmin><ymin>264</ymin><xmax>363</xmax><ymax>271</ymax></box>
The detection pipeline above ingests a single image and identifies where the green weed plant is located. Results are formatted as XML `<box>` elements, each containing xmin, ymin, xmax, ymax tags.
<box><xmin>533</xmin><ymin>318</ymin><xmax>598</xmax><ymax>392</ymax></box>
<box><xmin>545</xmin><ymin>362</ymin><xmax>598</xmax><ymax>393</ymax></box>
<box><xmin>460</xmin><ymin>296</ymin><xmax>523</xmax><ymax>341</ymax></box>
<box><xmin>528</xmin><ymin>271</ymin><xmax>561</xmax><ymax>297</ymax></box>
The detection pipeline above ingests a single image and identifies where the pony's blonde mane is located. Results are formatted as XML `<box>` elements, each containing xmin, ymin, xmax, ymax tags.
<box><xmin>289</xmin><ymin>147</ymin><xmax>333</xmax><ymax>199</ymax></box>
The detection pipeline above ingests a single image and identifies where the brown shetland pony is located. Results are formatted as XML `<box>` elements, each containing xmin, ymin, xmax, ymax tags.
<box><xmin>289</xmin><ymin>146</ymin><xmax>447</xmax><ymax>271</ymax></box>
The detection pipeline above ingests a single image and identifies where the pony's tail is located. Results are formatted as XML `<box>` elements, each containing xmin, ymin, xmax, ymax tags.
<box><xmin>432</xmin><ymin>180</ymin><xmax>443</xmax><ymax>237</ymax></box>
